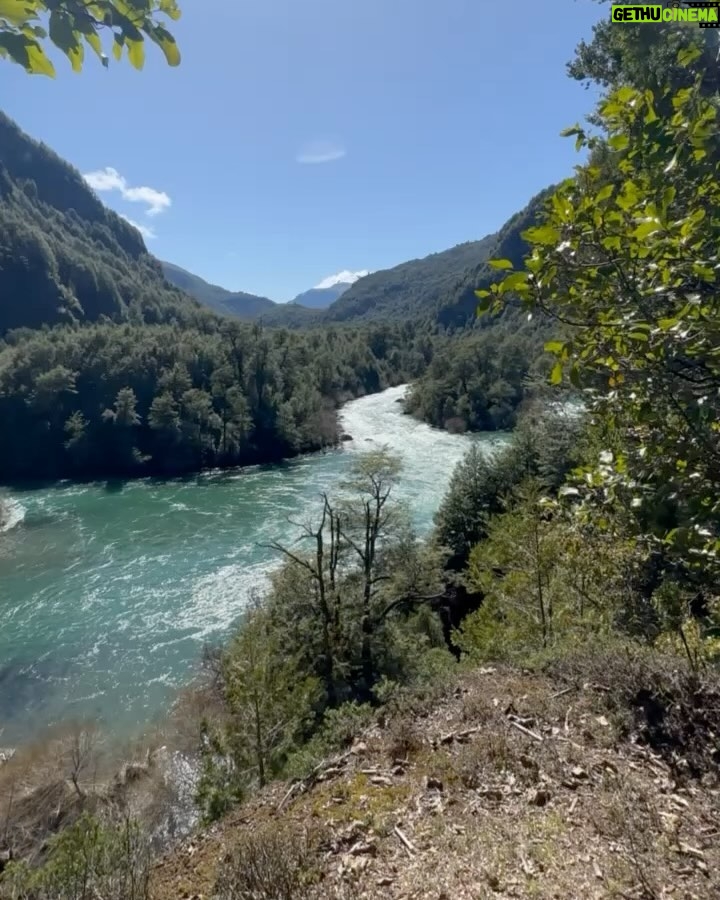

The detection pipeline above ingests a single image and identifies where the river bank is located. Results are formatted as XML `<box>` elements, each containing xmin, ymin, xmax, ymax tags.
<box><xmin>0</xmin><ymin>386</ymin><xmax>509</xmax><ymax>750</ymax></box>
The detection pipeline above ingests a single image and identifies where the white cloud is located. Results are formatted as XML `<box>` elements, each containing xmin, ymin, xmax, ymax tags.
<box><xmin>119</xmin><ymin>215</ymin><xmax>157</xmax><ymax>241</ymax></box>
<box><xmin>84</xmin><ymin>167</ymin><xmax>125</xmax><ymax>192</ymax></box>
<box><xmin>296</xmin><ymin>140</ymin><xmax>346</xmax><ymax>165</ymax></box>
<box><xmin>83</xmin><ymin>166</ymin><xmax>171</xmax><ymax>216</ymax></box>
<box><xmin>315</xmin><ymin>269</ymin><xmax>370</xmax><ymax>289</ymax></box>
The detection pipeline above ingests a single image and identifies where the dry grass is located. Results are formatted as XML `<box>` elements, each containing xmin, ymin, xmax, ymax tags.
<box><xmin>151</xmin><ymin>663</ymin><xmax>720</xmax><ymax>900</ymax></box>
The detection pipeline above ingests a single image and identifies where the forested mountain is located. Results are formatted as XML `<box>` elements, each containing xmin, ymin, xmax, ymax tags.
<box><xmin>291</xmin><ymin>281</ymin><xmax>355</xmax><ymax>310</ymax></box>
<box><xmin>0</xmin><ymin>112</ymin><xmax>434</xmax><ymax>482</ymax></box>
<box><xmin>322</xmin><ymin>234</ymin><xmax>498</xmax><ymax>325</ymax></box>
<box><xmin>161</xmin><ymin>261</ymin><xmax>278</xmax><ymax>319</ymax></box>
<box><xmin>322</xmin><ymin>188</ymin><xmax>553</xmax><ymax>329</ymax></box>
<box><xmin>0</xmin><ymin>108</ymin><xmax>551</xmax><ymax>483</ymax></box>
<box><xmin>0</xmin><ymin>113</ymin><xmax>203</xmax><ymax>334</ymax></box>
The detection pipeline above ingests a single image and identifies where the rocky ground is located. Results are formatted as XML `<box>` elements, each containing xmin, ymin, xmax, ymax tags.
<box><xmin>152</xmin><ymin>665</ymin><xmax>720</xmax><ymax>899</ymax></box>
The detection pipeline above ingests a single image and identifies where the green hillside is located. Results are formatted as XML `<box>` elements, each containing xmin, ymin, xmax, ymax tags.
<box><xmin>0</xmin><ymin>113</ymin><xmax>202</xmax><ymax>335</ymax></box>
<box><xmin>161</xmin><ymin>261</ymin><xmax>278</xmax><ymax>319</ymax></box>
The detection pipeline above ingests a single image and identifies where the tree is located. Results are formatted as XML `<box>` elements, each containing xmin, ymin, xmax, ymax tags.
<box><xmin>222</xmin><ymin>604</ymin><xmax>319</xmax><ymax>788</ymax></box>
<box><xmin>265</xmin><ymin>450</ymin><xmax>447</xmax><ymax>705</ymax></box>
<box><xmin>0</xmin><ymin>0</ymin><xmax>181</xmax><ymax>76</ymax></box>
<box><xmin>434</xmin><ymin>444</ymin><xmax>506</xmax><ymax>570</ymax></box>
<box><xmin>458</xmin><ymin>483</ymin><xmax>637</xmax><ymax>660</ymax></box>
<box><xmin>568</xmin><ymin>0</ymin><xmax>720</xmax><ymax>100</ymax></box>
<box><xmin>482</xmin><ymin>51</ymin><xmax>720</xmax><ymax>572</ymax></box>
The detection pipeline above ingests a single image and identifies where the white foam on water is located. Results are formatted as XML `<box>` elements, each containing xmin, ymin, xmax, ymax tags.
<box><xmin>0</xmin><ymin>384</ymin><xmax>511</xmax><ymax>745</ymax></box>
<box><xmin>0</xmin><ymin>498</ymin><xmax>26</xmax><ymax>533</ymax></box>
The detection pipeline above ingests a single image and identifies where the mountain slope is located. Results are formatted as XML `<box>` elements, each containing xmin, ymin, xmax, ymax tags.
<box><xmin>0</xmin><ymin>113</ymin><xmax>201</xmax><ymax>335</ymax></box>
<box><xmin>153</xmin><ymin>664</ymin><xmax>720</xmax><ymax>900</ymax></box>
<box><xmin>322</xmin><ymin>187</ymin><xmax>555</xmax><ymax>329</ymax></box>
<box><xmin>291</xmin><ymin>283</ymin><xmax>353</xmax><ymax>309</ymax></box>
<box><xmin>161</xmin><ymin>261</ymin><xmax>278</xmax><ymax>318</ymax></box>
<box><xmin>322</xmin><ymin>234</ymin><xmax>498</xmax><ymax>324</ymax></box>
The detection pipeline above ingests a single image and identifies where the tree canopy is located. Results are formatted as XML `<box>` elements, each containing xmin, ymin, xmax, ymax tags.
<box><xmin>483</xmin><ymin>44</ymin><xmax>720</xmax><ymax>572</ymax></box>
<box><xmin>0</xmin><ymin>0</ymin><xmax>181</xmax><ymax>75</ymax></box>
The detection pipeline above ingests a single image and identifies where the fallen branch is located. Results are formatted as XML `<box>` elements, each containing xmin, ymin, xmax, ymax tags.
<box><xmin>394</xmin><ymin>826</ymin><xmax>416</xmax><ymax>857</ymax></box>
<box><xmin>508</xmin><ymin>719</ymin><xmax>543</xmax><ymax>743</ymax></box>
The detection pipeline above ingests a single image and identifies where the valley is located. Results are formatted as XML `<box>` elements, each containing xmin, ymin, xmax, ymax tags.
<box><xmin>0</xmin><ymin>4</ymin><xmax>719</xmax><ymax>898</ymax></box>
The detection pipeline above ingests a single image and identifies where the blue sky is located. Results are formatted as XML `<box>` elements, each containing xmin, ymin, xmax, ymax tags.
<box><xmin>1</xmin><ymin>0</ymin><xmax>603</xmax><ymax>301</ymax></box>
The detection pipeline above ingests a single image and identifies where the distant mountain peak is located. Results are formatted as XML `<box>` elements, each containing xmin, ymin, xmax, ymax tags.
<box><xmin>314</xmin><ymin>269</ymin><xmax>370</xmax><ymax>290</ymax></box>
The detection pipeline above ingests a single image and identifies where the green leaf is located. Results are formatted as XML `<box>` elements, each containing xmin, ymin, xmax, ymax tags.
<box><xmin>608</xmin><ymin>134</ymin><xmax>629</xmax><ymax>152</ymax></box>
<box><xmin>49</xmin><ymin>11</ymin><xmax>84</xmax><ymax>71</ymax></box>
<box><xmin>559</xmin><ymin>124</ymin><xmax>581</xmax><ymax>138</ymax></box>
<box><xmin>522</xmin><ymin>225</ymin><xmax>560</xmax><ymax>247</ymax></box>
<box><xmin>84</xmin><ymin>31</ymin><xmax>104</xmax><ymax>62</ymax></box>
<box><xmin>26</xmin><ymin>41</ymin><xmax>55</xmax><ymax>76</ymax></box>
<box><xmin>631</xmin><ymin>219</ymin><xmax>661</xmax><ymax>239</ymax></box>
<box><xmin>595</xmin><ymin>184</ymin><xmax>613</xmax><ymax>203</ymax></box>
<box><xmin>615</xmin><ymin>86</ymin><xmax>638</xmax><ymax>104</ymax></box>
<box><xmin>501</xmin><ymin>271</ymin><xmax>530</xmax><ymax>292</ymax></box>
<box><xmin>550</xmin><ymin>361</ymin><xmax>563</xmax><ymax>385</ymax></box>
<box><xmin>488</xmin><ymin>259</ymin><xmax>513</xmax><ymax>271</ymax></box>
<box><xmin>152</xmin><ymin>29</ymin><xmax>180</xmax><ymax>66</ymax></box>
<box><xmin>127</xmin><ymin>37</ymin><xmax>145</xmax><ymax>69</ymax></box>
<box><xmin>0</xmin><ymin>0</ymin><xmax>34</xmax><ymax>26</ymax></box>
<box><xmin>544</xmin><ymin>341</ymin><xmax>565</xmax><ymax>354</ymax></box>
<box><xmin>677</xmin><ymin>46</ymin><xmax>702</xmax><ymax>68</ymax></box>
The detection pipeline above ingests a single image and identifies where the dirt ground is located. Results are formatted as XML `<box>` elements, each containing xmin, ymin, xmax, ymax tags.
<box><xmin>151</xmin><ymin>665</ymin><xmax>720</xmax><ymax>899</ymax></box>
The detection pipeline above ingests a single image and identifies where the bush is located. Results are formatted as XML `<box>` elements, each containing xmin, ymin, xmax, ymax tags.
<box><xmin>541</xmin><ymin>641</ymin><xmax>720</xmax><ymax>778</ymax></box>
<box><xmin>0</xmin><ymin>813</ymin><xmax>150</xmax><ymax>900</ymax></box>
<box><xmin>213</xmin><ymin>822</ymin><xmax>324</xmax><ymax>900</ymax></box>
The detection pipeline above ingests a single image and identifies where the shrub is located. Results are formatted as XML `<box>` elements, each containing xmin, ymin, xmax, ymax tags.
<box><xmin>0</xmin><ymin>813</ymin><xmax>150</xmax><ymax>900</ymax></box>
<box><xmin>213</xmin><ymin>822</ymin><xmax>324</xmax><ymax>900</ymax></box>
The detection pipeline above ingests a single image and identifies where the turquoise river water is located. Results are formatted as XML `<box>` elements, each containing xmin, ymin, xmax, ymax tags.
<box><xmin>0</xmin><ymin>386</ymin><xmax>507</xmax><ymax>747</ymax></box>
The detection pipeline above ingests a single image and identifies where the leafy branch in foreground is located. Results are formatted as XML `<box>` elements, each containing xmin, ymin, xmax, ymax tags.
<box><xmin>477</xmin><ymin>47</ymin><xmax>720</xmax><ymax>571</ymax></box>
<box><xmin>0</xmin><ymin>0</ymin><xmax>181</xmax><ymax>75</ymax></box>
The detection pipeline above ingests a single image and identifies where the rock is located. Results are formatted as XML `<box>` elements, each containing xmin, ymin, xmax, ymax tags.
<box><xmin>340</xmin><ymin>433</ymin><xmax>353</xmax><ymax>442</ymax></box>
<box><xmin>529</xmin><ymin>788</ymin><xmax>551</xmax><ymax>806</ymax></box>
<box><xmin>571</xmin><ymin>766</ymin><xmax>589</xmax><ymax>780</ymax></box>
<box><xmin>426</xmin><ymin>776</ymin><xmax>444</xmax><ymax>792</ymax></box>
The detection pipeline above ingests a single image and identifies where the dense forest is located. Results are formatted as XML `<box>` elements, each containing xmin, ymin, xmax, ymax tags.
<box><xmin>0</xmin><ymin>320</ymin><xmax>433</xmax><ymax>480</ymax></box>
<box><xmin>0</xmin><ymin>107</ymin><xmax>550</xmax><ymax>482</ymax></box>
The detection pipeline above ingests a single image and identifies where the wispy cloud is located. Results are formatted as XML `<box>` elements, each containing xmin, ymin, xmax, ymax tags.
<box><xmin>296</xmin><ymin>140</ymin><xmax>346</xmax><ymax>165</ymax></box>
<box><xmin>315</xmin><ymin>269</ymin><xmax>369</xmax><ymax>289</ymax></box>
<box><xmin>84</xmin><ymin>166</ymin><xmax>171</xmax><ymax>216</ymax></box>
<box><xmin>119</xmin><ymin>215</ymin><xmax>157</xmax><ymax>241</ymax></box>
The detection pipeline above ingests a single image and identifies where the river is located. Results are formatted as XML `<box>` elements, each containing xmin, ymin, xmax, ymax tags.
<box><xmin>0</xmin><ymin>386</ymin><xmax>507</xmax><ymax>747</ymax></box>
